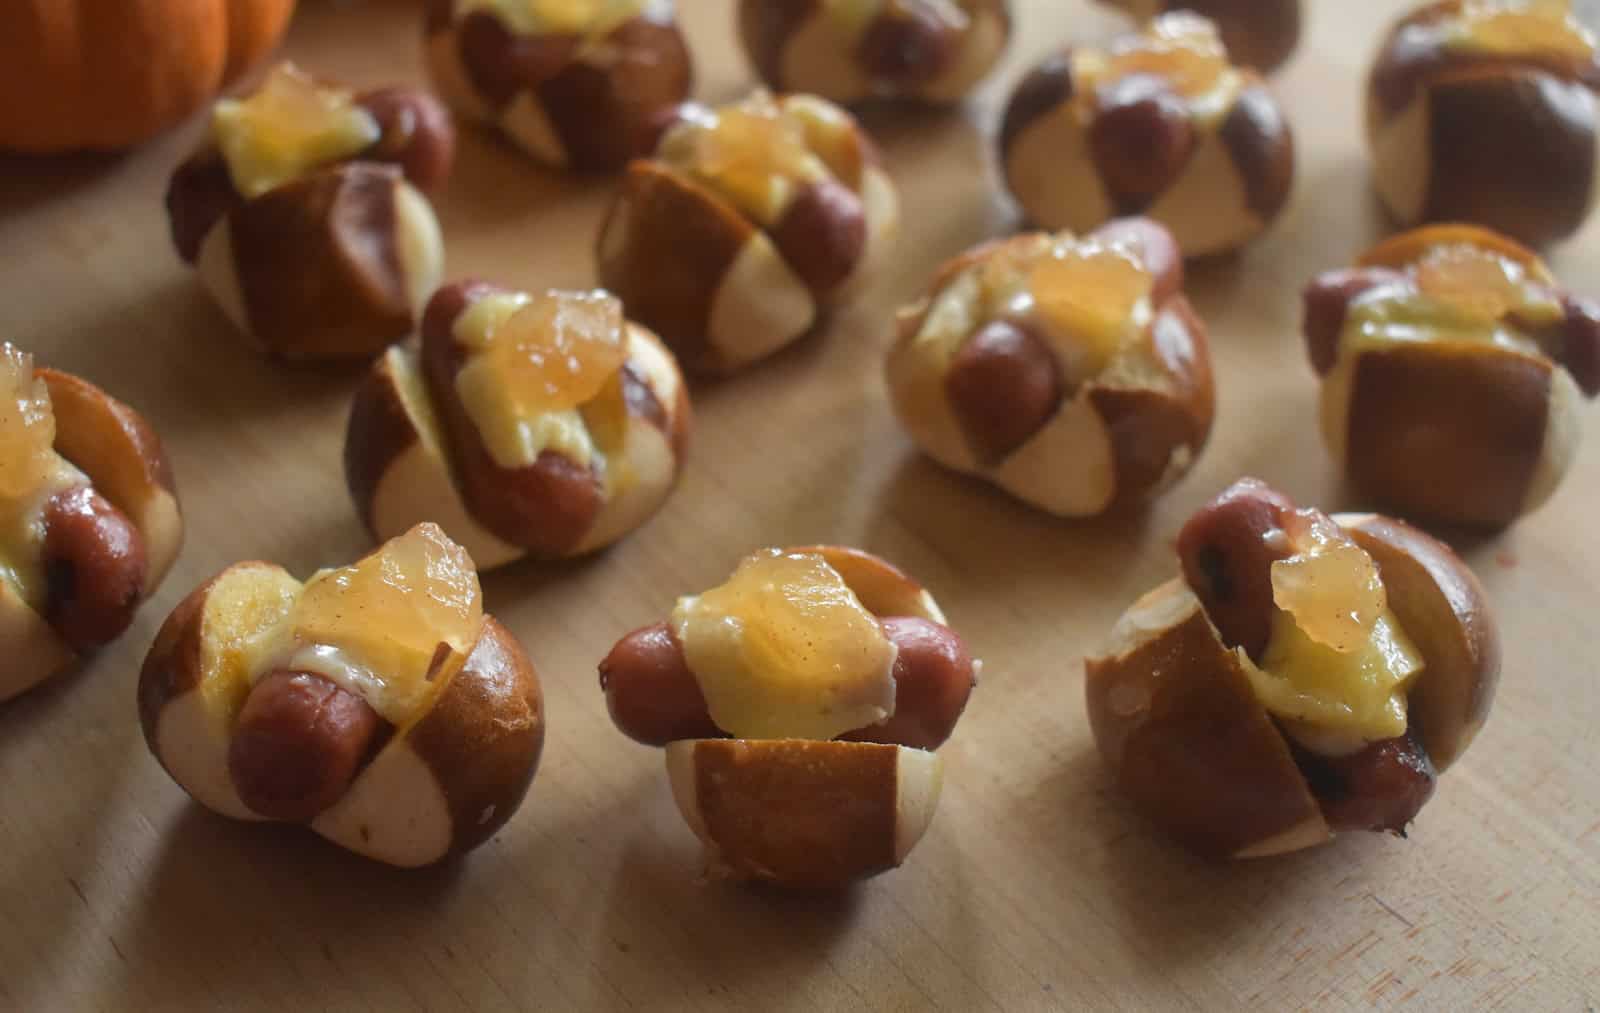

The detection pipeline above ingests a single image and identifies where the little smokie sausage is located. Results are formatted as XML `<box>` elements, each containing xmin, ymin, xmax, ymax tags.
<box><xmin>41</xmin><ymin>485</ymin><xmax>148</xmax><ymax>653</ymax></box>
<box><xmin>1175</xmin><ymin>477</ymin><xmax>1296</xmax><ymax>661</ymax></box>
<box><xmin>1301</xmin><ymin>267</ymin><xmax>1407</xmax><ymax>375</ymax></box>
<box><xmin>599</xmin><ymin>621</ymin><xmax>723</xmax><ymax>747</ymax></box>
<box><xmin>1178</xmin><ymin>479</ymin><xmax>1438</xmax><ymax>833</ymax></box>
<box><xmin>857</xmin><ymin>7</ymin><xmax>955</xmax><ymax>89</ymax></box>
<box><xmin>1289</xmin><ymin>728</ymin><xmax>1437</xmax><ymax>835</ymax></box>
<box><xmin>769</xmin><ymin>179</ymin><xmax>868</xmax><ymax>299</ymax></box>
<box><xmin>419</xmin><ymin>281</ymin><xmax>606</xmax><ymax>555</ymax></box>
<box><xmin>356</xmin><ymin>87</ymin><xmax>457</xmax><ymax>193</ymax></box>
<box><xmin>945</xmin><ymin>318</ymin><xmax>1064</xmax><ymax>464</ymax></box>
<box><xmin>601</xmin><ymin>617</ymin><xmax>977</xmax><ymax>748</ymax></box>
<box><xmin>840</xmin><ymin>616</ymin><xmax>977</xmax><ymax>750</ymax></box>
<box><xmin>1088</xmin><ymin>75</ymin><xmax>1197</xmax><ymax>210</ymax></box>
<box><xmin>228</xmin><ymin>670</ymin><xmax>384</xmax><ymax>822</ymax></box>
<box><xmin>1549</xmin><ymin>295</ymin><xmax>1600</xmax><ymax>396</ymax></box>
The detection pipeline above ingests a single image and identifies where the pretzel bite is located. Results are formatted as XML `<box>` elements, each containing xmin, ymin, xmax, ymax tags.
<box><xmin>1303</xmin><ymin>224</ymin><xmax>1599</xmax><ymax>528</ymax></box>
<box><xmin>424</xmin><ymin>0</ymin><xmax>692</xmax><ymax>171</ymax></box>
<box><xmin>999</xmin><ymin>14</ymin><xmax>1294</xmax><ymax>257</ymax></box>
<box><xmin>1366</xmin><ymin>0</ymin><xmax>1600</xmax><ymax>246</ymax></box>
<box><xmin>597</xmin><ymin>90</ymin><xmax>899</xmax><ymax>374</ymax></box>
<box><xmin>886</xmin><ymin>218</ymin><xmax>1213</xmax><ymax>516</ymax></box>
<box><xmin>344</xmin><ymin>282</ymin><xmax>691</xmax><ymax>567</ymax></box>
<box><xmin>165</xmin><ymin>63</ymin><xmax>450</xmax><ymax>361</ymax></box>
<box><xmin>737</xmin><ymin>0</ymin><xmax>1012</xmax><ymax>104</ymax></box>
<box><xmin>1086</xmin><ymin>479</ymin><xmax>1499</xmax><ymax>859</ymax></box>
<box><xmin>599</xmin><ymin>545</ymin><xmax>976</xmax><ymax>887</ymax></box>
<box><xmin>138</xmin><ymin>524</ymin><xmax>544</xmax><ymax>867</ymax></box>
<box><xmin>1</xmin><ymin>344</ymin><xmax>183</xmax><ymax>702</ymax></box>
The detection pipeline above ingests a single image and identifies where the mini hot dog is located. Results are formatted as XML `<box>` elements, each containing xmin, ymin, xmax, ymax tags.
<box><xmin>1302</xmin><ymin>225</ymin><xmax>1600</xmax><ymax>527</ymax></box>
<box><xmin>601</xmin><ymin>613</ymin><xmax>975</xmax><ymax>751</ymax></box>
<box><xmin>139</xmin><ymin>524</ymin><xmax>545</xmax><ymax>867</ymax></box>
<box><xmin>228</xmin><ymin>670</ymin><xmax>385</xmax><ymax>823</ymax></box>
<box><xmin>600</xmin><ymin>545</ymin><xmax>978</xmax><ymax>887</ymax></box>
<box><xmin>1174</xmin><ymin>479</ymin><xmax>1439</xmax><ymax>835</ymax></box>
<box><xmin>1087</xmin><ymin>478</ymin><xmax>1500</xmax><ymax>858</ymax></box>
<box><xmin>345</xmin><ymin>280</ymin><xmax>692</xmax><ymax>568</ymax></box>
<box><xmin>164</xmin><ymin>63</ymin><xmax>450</xmax><ymax>362</ymax></box>
<box><xmin>1</xmin><ymin>344</ymin><xmax>182</xmax><ymax>702</ymax></box>
<box><xmin>39</xmin><ymin>484</ymin><xmax>148</xmax><ymax>653</ymax></box>
<box><xmin>888</xmin><ymin>217</ymin><xmax>1214</xmax><ymax>517</ymax></box>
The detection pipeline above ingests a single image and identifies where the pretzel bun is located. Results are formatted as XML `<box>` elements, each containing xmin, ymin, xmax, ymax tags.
<box><xmin>137</xmin><ymin>527</ymin><xmax>545</xmax><ymax>866</ymax></box>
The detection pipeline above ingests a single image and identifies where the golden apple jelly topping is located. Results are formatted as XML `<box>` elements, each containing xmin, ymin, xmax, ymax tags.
<box><xmin>1450</xmin><ymin>0</ymin><xmax>1596</xmax><ymax>59</ymax></box>
<box><xmin>916</xmin><ymin>232</ymin><xmax>1154</xmax><ymax>388</ymax></box>
<box><xmin>260</xmin><ymin>523</ymin><xmax>485</xmax><ymax>725</ymax></box>
<box><xmin>1271</xmin><ymin>512</ymin><xmax>1387</xmax><ymax>653</ymax></box>
<box><xmin>1027</xmin><ymin>240</ymin><xmax>1154</xmax><ymax>378</ymax></box>
<box><xmin>454</xmin><ymin>289</ymin><xmax>628</xmax><ymax>468</ymax></box>
<box><xmin>1411</xmin><ymin>244</ymin><xmax>1562</xmax><ymax>324</ymax></box>
<box><xmin>213</xmin><ymin>63</ymin><xmax>382</xmax><ymax>199</ymax></box>
<box><xmin>673</xmin><ymin>94</ymin><xmax>830</xmax><ymax>224</ymax></box>
<box><xmin>471</xmin><ymin>290</ymin><xmax>625</xmax><ymax>414</ymax></box>
<box><xmin>1077</xmin><ymin>12</ymin><xmax>1237</xmax><ymax>121</ymax></box>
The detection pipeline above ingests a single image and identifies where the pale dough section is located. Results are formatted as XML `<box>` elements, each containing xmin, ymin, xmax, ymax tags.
<box><xmin>195</xmin><ymin>220</ymin><xmax>255</xmax><ymax>345</ymax></box>
<box><xmin>0</xmin><ymin>577</ymin><xmax>74</xmax><ymax>702</ymax></box>
<box><xmin>1004</xmin><ymin>106</ymin><xmax>1116</xmax><ymax>232</ymax></box>
<box><xmin>314</xmin><ymin>740</ymin><xmax>457</xmax><ymax>867</ymax></box>
<box><xmin>1144</xmin><ymin>129</ymin><xmax>1262</xmax><ymax>257</ymax></box>
<box><xmin>573</xmin><ymin>326</ymin><xmax>685</xmax><ymax>554</ymax></box>
<box><xmin>1368</xmin><ymin>96</ymin><xmax>1432</xmax><ymax>226</ymax></box>
<box><xmin>393</xmin><ymin>181</ymin><xmax>446</xmax><ymax>318</ymax></box>
<box><xmin>706</xmin><ymin>233</ymin><xmax>817</xmax><ymax>369</ymax></box>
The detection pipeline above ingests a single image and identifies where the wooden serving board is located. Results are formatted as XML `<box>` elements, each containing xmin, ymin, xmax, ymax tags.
<box><xmin>2</xmin><ymin>2</ymin><xmax>1597</xmax><ymax>1009</ymax></box>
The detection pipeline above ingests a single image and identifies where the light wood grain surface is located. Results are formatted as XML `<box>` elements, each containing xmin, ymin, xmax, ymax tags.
<box><xmin>2</xmin><ymin>2</ymin><xmax>1598</xmax><ymax>1009</ymax></box>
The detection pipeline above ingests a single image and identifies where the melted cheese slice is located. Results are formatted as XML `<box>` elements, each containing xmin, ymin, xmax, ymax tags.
<box><xmin>672</xmin><ymin>549</ymin><xmax>897</xmax><ymax>740</ymax></box>
<box><xmin>1342</xmin><ymin>293</ymin><xmax>1543</xmax><ymax>357</ymax></box>
<box><xmin>201</xmin><ymin>567</ymin><xmax>304</xmax><ymax>723</ymax></box>
<box><xmin>1248</xmin><ymin>608</ymin><xmax>1422</xmax><ymax>742</ymax></box>
<box><xmin>1341</xmin><ymin>243</ymin><xmax>1562</xmax><ymax>359</ymax></box>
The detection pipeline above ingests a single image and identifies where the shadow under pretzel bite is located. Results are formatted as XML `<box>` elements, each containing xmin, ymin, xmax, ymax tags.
<box><xmin>110</xmin><ymin>801</ymin><xmax>468</xmax><ymax>1007</ymax></box>
<box><xmin>600</xmin><ymin>812</ymin><xmax>871</xmax><ymax>1006</ymax></box>
<box><xmin>1040</xmin><ymin>743</ymin><xmax>1345</xmax><ymax>974</ymax></box>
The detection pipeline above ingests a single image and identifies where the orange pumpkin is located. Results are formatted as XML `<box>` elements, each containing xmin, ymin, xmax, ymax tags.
<box><xmin>0</xmin><ymin>0</ymin><xmax>297</xmax><ymax>153</ymax></box>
